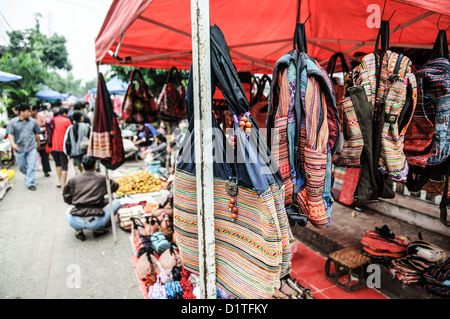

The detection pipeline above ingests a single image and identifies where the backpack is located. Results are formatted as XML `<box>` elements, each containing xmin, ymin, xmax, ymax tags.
<box><xmin>267</xmin><ymin>23</ymin><xmax>340</xmax><ymax>229</ymax></box>
<box><xmin>334</xmin><ymin>20</ymin><xmax>417</xmax><ymax>203</ymax></box>
<box><xmin>404</xmin><ymin>30</ymin><xmax>450</xmax><ymax>226</ymax></box>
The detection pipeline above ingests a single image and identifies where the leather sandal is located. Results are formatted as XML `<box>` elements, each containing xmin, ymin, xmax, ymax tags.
<box><xmin>93</xmin><ymin>228</ymin><xmax>108</xmax><ymax>238</ymax></box>
<box><xmin>75</xmin><ymin>230</ymin><xmax>86</xmax><ymax>241</ymax></box>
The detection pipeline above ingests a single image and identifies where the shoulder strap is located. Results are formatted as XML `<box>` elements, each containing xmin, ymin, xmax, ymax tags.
<box><xmin>293</xmin><ymin>23</ymin><xmax>307</xmax><ymax>53</ymax></box>
<box><xmin>327</xmin><ymin>52</ymin><xmax>350</xmax><ymax>78</ymax></box>
<box><xmin>431</xmin><ymin>30</ymin><xmax>449</xmax><ymax>60</ymax></box>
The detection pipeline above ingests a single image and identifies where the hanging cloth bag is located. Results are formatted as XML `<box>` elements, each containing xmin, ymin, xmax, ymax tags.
<box><xmin>122</xmin><ymin>69</ymin><xmax>158</xmax><ymax>124</ymax></box>
<box><xmin>173</xmin><ymin>25</ymin><xmax>293</xmax><ymax>299</ymax></box>
<box><xmin>157</xmin><ymin>66</ymin><xmax>187</xmax><ymax>122</ymax></box>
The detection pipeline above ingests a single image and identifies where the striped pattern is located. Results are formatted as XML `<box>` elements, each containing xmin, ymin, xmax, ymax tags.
<box><xmin>87</xmin><ymin>131</ymin><xmax>111</xmax><ymax>159</ymax></box>
<box><xmin>334</xmin><ymin>96</ymin><xmax>364</xmax><ymax>167</ymax></box>
<box><xmin>378</xmin><ymin>51</ymin><xmax>417</xmax><ymax>182</ymax></box>
<box><xmin>335</xmin><ymin>54</ymin><xmax>376</xmax><ymax>168</ymax></box>
<box><xmin>173</xmin><ymin>169</ymin><xmax>293</xmax><ymax>299</ymax></box>
<box><xmin>297</xmin><ymin>62</ymin><xmax>331</xmax><ymax>229</ymax></box>
<box><xmin>271</xmin><ymin>67</ymin><xmax>294</xmax><ymax>205</ymax></box>
<box><xmin>405</xmin><ymin>57</ymin><xmax>450</xmax><ymax>167</ymax></box>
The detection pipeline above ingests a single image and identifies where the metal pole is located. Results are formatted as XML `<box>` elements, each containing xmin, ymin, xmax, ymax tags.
<box><xmin>190</xmin><ymin>0</ymin><xmax>216</xmax><ymax>299</ymax></box>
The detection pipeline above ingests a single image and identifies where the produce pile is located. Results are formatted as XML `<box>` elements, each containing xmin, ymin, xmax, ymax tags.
<box><xmin>115</xmin><ymin>170</ymin><xmax>162</xmax><ymax>196</ymax></box>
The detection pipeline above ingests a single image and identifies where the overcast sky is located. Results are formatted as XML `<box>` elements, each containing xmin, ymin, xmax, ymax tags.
<box><xmin>0</xmin><ymin>0</ymin><xmax>113</xmax><ymax>85</ymax></box>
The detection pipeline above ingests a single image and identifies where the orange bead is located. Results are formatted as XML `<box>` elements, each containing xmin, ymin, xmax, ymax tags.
<box><xmin>245</xmin><ymin>127</ymin><xmax>252</xmax><ymax>134</ymax></box>
<box><xmin>230</xmin><ymin>135</ymin><xmax>236</xmax><ymax>141</ymax></box>
<box><xmin>231</xmin><ymin>213</ymin><xmax>238</xmax><ymax>219</ymax></box>
<box><xmin>232</xmin><ymin>206</ymin><xmax>239</xmax><ymax>213</ymax></box>
<box><xmin>245</xmin><ymin>122</ymin><xmax>252</xmax><ymax>128</ymax></box>
<box><xmin>228</xmin><ymin>203</ymin><xmax>234</xmax><ymax>208</ymax></box>
<box><xmin>229</xmin><ymin>198</ymin><xmax>235</xmax><ymax>204</ymax></box>
<box><xmin>241</xmin><ymin>116</ymin><xmax>248</xmax><ymax>122</ymax></box>
<box><xmin>239</xmin><ymin>121</ymin><xmax>246</xmax><ymax>127</ymax></box>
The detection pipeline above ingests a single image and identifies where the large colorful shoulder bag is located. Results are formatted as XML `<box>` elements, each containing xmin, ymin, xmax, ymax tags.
<box><xmin>173</xmin><ymin>25</ymin><xmax>293</xmax><ymax>299</ymax></box>
<box><xmin>122</xmin><ymin>69</ymin><xmax>158</xmax><ymax>124</ymax></box>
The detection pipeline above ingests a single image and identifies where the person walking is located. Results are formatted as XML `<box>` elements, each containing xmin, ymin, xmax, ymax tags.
<box><xmin>51</xmin><ymin>107</ymin><xmax>72</xmax><ymax>188</ymax></box>
<box><xmin>64</xmin><ymin>111</ymin><xmax>91</xmax><ymax>175</ymax></box>
<box><xmin>6</xmin><ymin>104</ymin><xmax>41</xmax><ymax>190</ymax></box>
<box><xmin>63</xmin><ymin>155</ymin><xmax>122</xmax><ymax>241</ymax></box>
<box><xmin>31</xmin><ymin>104</ymin><xmax>51</xmax><ymax>177</ymax></box>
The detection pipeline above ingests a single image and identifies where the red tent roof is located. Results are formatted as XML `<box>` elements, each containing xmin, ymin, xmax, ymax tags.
<box><xmin>95</xmin><ymin>0</ymin><xmax>450</xmax><ymax>73</ymax></box>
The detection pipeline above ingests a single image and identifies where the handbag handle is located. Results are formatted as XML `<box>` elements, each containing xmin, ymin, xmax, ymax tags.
<box><xmin>129</xmin><ymin>69</ymin><xmax>150</xmax><ymax>90</ymax></box>
<box><xmin>165</xmin><ymin>66</ymin><xmax>182</xmax><ymax>85</ymax></box>
<box><xmin>373</xmin><ymin>20</ymin><xmax>390</xmax><ymax>56</ymax></box>
<box><xmin>327</xmin><ymin>52</ymin><xmax>350</xmax><ymax>79</ymax></box>
<box><xmin>293</xmin><ymin>22</ymin><xmax>307</xmax><ymax>53</ymax></box>
<box><xmin>431</xmin><ymin>30</ymin><xmax>449</xmax><ymax>60</ymax></box>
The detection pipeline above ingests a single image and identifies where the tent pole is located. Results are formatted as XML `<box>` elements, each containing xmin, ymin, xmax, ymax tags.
<box><xmin>104</xmin><ymin>166</ymin><xmax>118</xmax><ymax>244</ymax></box>
<box><xmin>190</xmin><ymin>0</ymin><xmax>216</xmax><ymax>299</ymax></box>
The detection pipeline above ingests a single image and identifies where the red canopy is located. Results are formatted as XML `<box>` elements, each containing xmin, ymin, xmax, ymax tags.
<box><xmin>95</xmin><ymin>0</ymin><xmax>450</xmax><ymax>73</ymax></box>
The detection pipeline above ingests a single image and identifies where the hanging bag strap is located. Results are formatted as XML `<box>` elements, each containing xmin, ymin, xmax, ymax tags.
<box><xmin>166</xmin><ymin>66</ymin><xmax>182</xmax><ymax>85</ymax></box>
<box><xmin>431</xmin><ymin>30</ymin><xmax>449</xmax><ymax>60</ymax></box>
<box><xmin>293</xmin><ymin>22</ymin><xmax>307</xmax><ymax>53</ymax></box>
<box><xmin>372</xmin><ymin>20</ymin><xmax>394</xmax><ymax>199</ymax></box>
<box><xmin>326</xmin><ymin>52</ymin><xmax>350</xmax><ymax>78</ymax></box>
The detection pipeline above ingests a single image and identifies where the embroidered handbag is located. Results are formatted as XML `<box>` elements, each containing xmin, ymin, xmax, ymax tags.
<box><xmin>122</xmin><ymin>69</ymin><xmax>158</xmax><ymax>124</ymax></box>
<box><xmin>157</xmin><ymin>66</ymin><xmax>187</xmax><ymax>122</ymax></box>
<box><xmin>173</xmin><ymin>25</ymin><xmax>293</xmax><ymax>299</ymax></box>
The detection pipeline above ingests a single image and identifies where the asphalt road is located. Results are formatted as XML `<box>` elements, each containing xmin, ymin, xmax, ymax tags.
<box><xmin>0</xmin><ymin>158</ymin><xmax>142</xmax><ymax>299</ymax></box>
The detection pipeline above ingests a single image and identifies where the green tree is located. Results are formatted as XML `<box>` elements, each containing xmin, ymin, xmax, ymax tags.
<box><xmin>0</xmin><ymin>13</ymin><xmax>74</xmax><ymax>115</ymax></box>
<box><xmin>0</xmin><ymin>52</ymin><xmax>48</xmax><ymax>113</ymax></box>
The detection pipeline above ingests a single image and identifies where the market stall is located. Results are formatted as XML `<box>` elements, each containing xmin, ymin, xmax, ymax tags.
<box><xmin>95</xmin><ymin>0</ymin><xmax>450</xmax><ymax>299</ymax></box>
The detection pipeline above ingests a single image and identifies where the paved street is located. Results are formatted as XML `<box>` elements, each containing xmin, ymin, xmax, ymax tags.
<box><xmin>0</xmin><ymin>158</ymin><xmax>142</xmax><ymax>299</ymax></box>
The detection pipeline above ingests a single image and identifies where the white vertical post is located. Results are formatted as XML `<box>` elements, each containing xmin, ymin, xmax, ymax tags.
<box><xmin>103</xmin><ymin>165</ymin><xmax>118</xmax><ymax>244</ymax></box>
<box><xmin>190</xmin><ymin>0</ymin><xmax>216</xmax><ymax>299</ymax></box>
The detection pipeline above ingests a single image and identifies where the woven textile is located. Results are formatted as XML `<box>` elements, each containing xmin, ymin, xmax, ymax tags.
<box><xmin>173</xmin><ymin>170</ymin><xmax>293</xmax><ymax>299</ymax></box>
<box><xmin>334</xmin><ymin>96</ymin><xmax>364</xmax><ymax>167</ymax></box>
<box><xmin>334</xmin><ymin>53</ymin><xmax>376</xmax><ymax>169</ymax></box>
<box><xmin>297</xmin><ymin>63</ymin><xmax>332</xmax><ymax>228</ymax></box>
<box><xmin>271</xmin><ymin>67</ymin><xmax>293</xmax><ymax>205</ymax></box>
<box><xmin>360</xmin><ymin>229</ymin><xmax>410</xmax><ymax>258</ymax></box>
<box><xmin>404</xmin><ymin>57</ymin><xmax>450</xmax><ymax>167</ymax></box>
<box><xmin>377</xmin><ymin>51</ymin><xmax>417</xmax><ymax>182</ymax></box>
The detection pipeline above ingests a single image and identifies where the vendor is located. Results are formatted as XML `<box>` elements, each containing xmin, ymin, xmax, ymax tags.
<box><xmin>133</xmin><ymin>122</ymin><xmax>156</xmax><ymax>148</ymax></box>
<box><xmin>63</xmin><ymin>155</ymin><xmax>122</xmax><ymax>241</ymax></box>
<box><xmin>140</xmin><ymin>133</ymin><xmax>168</xmax><ymax>167</ymax></box>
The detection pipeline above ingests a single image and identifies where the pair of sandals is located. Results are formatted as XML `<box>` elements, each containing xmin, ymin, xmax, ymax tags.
<box><xmin>75</xmin><ymin>229</ymin><xmax>108</xmax><ymax>241</ymax></box>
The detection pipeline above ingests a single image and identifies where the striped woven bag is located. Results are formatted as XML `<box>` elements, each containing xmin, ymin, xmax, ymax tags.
<box><xmin>173</xmin><ymin>25</ymin><xmax>293</xmax><ymax>299</ymax></box>
<box><xmin>267</xmin><ymin>46</ymin><xmax>340</xmax><ymax>229</ymax></box>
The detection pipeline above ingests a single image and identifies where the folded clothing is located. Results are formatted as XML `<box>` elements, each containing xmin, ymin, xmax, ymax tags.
<box><xmin>361</xmin><ymin>227</ymin><xmax>411</xmax><ymax>260</ymax></box>
<box><xmin>407</xmin><ymin>241</ymin><xmax>447</xmax><ymax>264</ymax></box>
<box><xmin>423</xmin><ymin>257</ymin><xmax>450</xmax><ymax>285</ymax></box>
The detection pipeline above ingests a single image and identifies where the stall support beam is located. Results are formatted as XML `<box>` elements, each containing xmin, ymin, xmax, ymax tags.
<box><xmin>190</xmin><ymin>0</ymin><xmax>216</xmax><ymax>299</ymax></box>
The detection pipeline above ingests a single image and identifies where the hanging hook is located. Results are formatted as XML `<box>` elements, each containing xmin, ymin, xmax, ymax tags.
<box><xmin>381</xmin><ymin>0</ymin><xmax>387</xmax><ymax>20</ymax></box>
<box><xmin>296</xmin><ymin>0</ymin><xmax>301</xmax><ymax>23</ymax></box>
<box><xmin>388</xmin><ymin>9</ymin><xmax>396</xmax><ymax>22</ymax></box>
<box><xmin>303</xmin><ymin>13</ymin><xmax>311</xmax><ymax>24</ymax></box>
<box><xmin>437</xmin><ymin>14</ymin><xmax>442</xmax><ymax>30</ymax></box>
<box><xmin>436</xmin><ymin>15</ymin><xmax>450</xmax><ymax>31</ymax></box>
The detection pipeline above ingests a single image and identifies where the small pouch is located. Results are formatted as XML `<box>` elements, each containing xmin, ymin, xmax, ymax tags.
<box><xmin>150</xmin><ymin>231</ymin><xmax>171</xmax><ymax>254</ymax></box>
